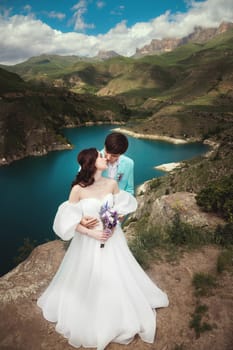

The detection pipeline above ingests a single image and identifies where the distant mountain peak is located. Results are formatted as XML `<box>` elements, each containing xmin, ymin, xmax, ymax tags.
<box><xmin>96</xmin><ymin>50</ymin><xmax>121</xmax><ymax>60</ymax></box>
<box><xmin>134</xmin><ymin>21</ymin><xmax>233</xmax><ymax>58</ymax></box>
<box><xmin>217</xmin><ymin>21</ymin><xmax>233</xmax><ymax>34</ymax></box>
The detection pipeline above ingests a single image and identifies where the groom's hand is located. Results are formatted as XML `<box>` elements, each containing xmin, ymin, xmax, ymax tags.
<box><xmin>118</xmin><ymin>215</ymin><xmax>125</xmax><ymax>222</ymax></box>
<box><xmin>81</xmin><ymin>216</ymin><xmax>98</xmax><ymax>228</ymax></box>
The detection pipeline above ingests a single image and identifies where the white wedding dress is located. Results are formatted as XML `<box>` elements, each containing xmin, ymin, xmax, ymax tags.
<box><xmin>37</xmin><ymin>191</ymin><xmax>169</xmax><ymax>350</ymax></box>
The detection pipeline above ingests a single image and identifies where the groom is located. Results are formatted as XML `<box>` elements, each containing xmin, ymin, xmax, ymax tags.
<box><xmin>101</xmin><ymin>132</ymin><xmax>134</xmax><ymax>195</ymax></box>
<box><xmin>81</xmin><ymin>131</ymin><xmax>134</xmax><ymax>228</ymax></box>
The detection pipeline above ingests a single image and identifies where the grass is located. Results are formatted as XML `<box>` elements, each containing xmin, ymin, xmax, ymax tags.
<box><xmin>0</xmin><ymin>67</ymin><xmax>28</xmax><ymax>93</ymax></box>
<box><xmin>214</xmin><ymin>223</ymin><xmax>233</xmax><ymax>246</ymax></box>
<box><xmin>128</xmin><ymin>212</ymin><xmax>215</xmax><ymax>269</ymax></box>
<box><xmin>167</xmin><ymin>213</ymin><xmax>213</xmax><ymax>248</ymax></box>
<box><xmin>204</xmin><ymin>29</ymin><xmax>233</xmax><ymax>50</ymax></box>
<box><xmin>13</xmin><ymin>237</ymin><xmax>38</xmax><ymax>265</ymax></box>
<box><xmin>189</xmin><ymin>231</ymin><xmax>222</xmax><ymax>338</ymax></box>
<box><xmin>133</xmin><ymin>179</ymin><xmax>233</xmax><ymax>273</ymax></box>
<box><xmin>173</xmin><ymin>345</ymin><xmax>186</xmax><ymax>350</ymax></box>
<box><xmin>217</xmin><ymin>248</ymin><xmax>233</xmax><ymax>273</ymax></box>
<box><xmin>189</xmin><ymin>304</ymin><xmax>214</xmax><ymax>338</ymax></box>
<box><xmin>192</xmin><ymin>272</ymin><xmax>217</xmax><ymax>297</ymax></box>
<box><xmin>128</xmin><ymin>216</ymin><xmax>165</xmax><ymax>268</ymax></box>
<box><xmin>149</xmin><ymin>178</ymin><xmax>162</xmax><ymax>190</ymax></box>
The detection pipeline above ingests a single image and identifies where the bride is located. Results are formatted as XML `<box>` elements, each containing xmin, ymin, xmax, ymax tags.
<box><xmin>37</xmin><ymin>148</ymin><xmax>169</xmax><ymax>350</ymax></box>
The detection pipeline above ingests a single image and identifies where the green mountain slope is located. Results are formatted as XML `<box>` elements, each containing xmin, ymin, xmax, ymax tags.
<box><xmin>0</xmin><ymin>67</ymin><xmax>130</xmax><ymax>164</ymax></box>
<box><xmin>0</xmin><ymin>68</ymin><xmax>28</xmax><ymax>93</ymax></box>
<box><xmin>0</xmin><ymin>54</ymin><xmax>90</xmax><ymax>82</ymax></box>
<box><xmin>2</xmin><ymin>29</ymin><xmax>233</xmax><ymax>108</ymax></box>
<box><xmin>0</xmin><ymin>28</ymin><xmax>233</xmax><ymax>173</ymax></box>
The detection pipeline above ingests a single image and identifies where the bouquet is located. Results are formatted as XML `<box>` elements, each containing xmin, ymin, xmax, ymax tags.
<box><xmin>99</xmin><ymin>201</ymin><xmax>119</xmax><ymax>248</ymax></box>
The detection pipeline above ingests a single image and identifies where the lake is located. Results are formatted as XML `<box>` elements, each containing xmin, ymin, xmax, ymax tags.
<box><xmin>0</xmin><ymin>125</ymin><xmax>209</xmax><ymax>276</ymax></box>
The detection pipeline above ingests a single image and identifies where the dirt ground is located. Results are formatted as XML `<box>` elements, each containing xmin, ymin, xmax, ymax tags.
<box><xmin>0</xmin><ymin>242</ymin><xmax>232</xmax><ymax>350</ymax></box>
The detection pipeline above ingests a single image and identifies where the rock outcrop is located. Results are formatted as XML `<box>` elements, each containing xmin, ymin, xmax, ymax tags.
<box><xmin>135</xmin><ymin>191</ymin><xmax>225</xmax><ymax>229</ymax></box>
<box><xmin>134</xmin><ymin>21</ymin><xmax>233</xmax><ymax>57</ymax></box>
<box><xmin>0</xmin><ymin>189</ymin><xmax>231</xmax><ymax>349</ymax></box>
<box><xmin>0</xmin><ymin>239</ymin><xmax>232</xmax><ymax>350</ymax></box>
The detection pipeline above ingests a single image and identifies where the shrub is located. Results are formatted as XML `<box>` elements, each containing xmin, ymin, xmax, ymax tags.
<box><xmin>189</xmin><ymin>304</ymin><xmax>213</xmax><ymax>338</ymax></box>
<box><xmin>196</xmin><ymin>174</ymin><xmax>233</xmax><ymax>221</ymax></box>
<box><xmin>167</xmin><ymin>213</ymin><xmax>212</xmax><ymax>247</ymax></box>
<box><xmin>149</xmin><ymin>178</ymin><xmax>162</xmax><ymax>190</ymax></box>
<box><xmin>217</xmin><ymin>248</ymin><xmax>233</xmax><ymax>273</ymax></box>
<box><xmin>13</xmin><ymin>237</ymin><xmax>38</xmax><ymax>265</ymax></box>
<box><xmin>214</xmin><ymin>222</ymin><xmax>233</xmax><ymax>246</ymax></box>
<box><xmin>129</xmin><ymin>224</ymin><xmax>164</xmax><ymax>269</ymax></box>
<box><xmin>128</xmin><ymin>241</ymin><xmax>150</xmax><ymax>269</ymax></box>
<box><xmin>192</xmin><ymin>272</ymin><xmax>217</xmax><ymax>297</ymax></box>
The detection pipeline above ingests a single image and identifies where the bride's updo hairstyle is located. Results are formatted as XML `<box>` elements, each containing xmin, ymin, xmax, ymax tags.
<box><xmin>71</xmin><ymin>148</ymin><xmax>98</xmax><ymax>188</ymax></box>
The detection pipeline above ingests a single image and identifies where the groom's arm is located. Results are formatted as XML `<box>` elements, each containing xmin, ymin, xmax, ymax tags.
<box><xmin>80</xmin><ymin>216</ymin><xmax>99</xmax><ymax>228</ymax></box>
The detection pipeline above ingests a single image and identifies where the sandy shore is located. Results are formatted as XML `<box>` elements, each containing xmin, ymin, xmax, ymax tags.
<box><xmin>155</xmin><ymin>162</ymin><xmax>183</xmax><ymax>172</ymax></box>
<box><xmin>112</xmin><ymin>127</ymin><xmax>188</xmax><ymax>144</ymax></box>
<box><xmin>135</xmin><ymin>162</ymin><xmax>182</xmax><ymax>194</ymax></box>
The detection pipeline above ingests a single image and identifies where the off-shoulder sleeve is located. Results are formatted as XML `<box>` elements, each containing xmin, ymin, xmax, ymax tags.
<box><xmin>53</xmin><ymin>201</ymin><xmax>83</xmax><ymax>241</ymax></box>
<box><xmin>113</xmin><ymin>190</ymin><xmax>137</xmax><ymax>215</ymax></box>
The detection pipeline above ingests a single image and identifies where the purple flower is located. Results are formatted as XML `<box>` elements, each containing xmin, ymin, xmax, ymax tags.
<box><xmin>99</xmin><ymin>201</ymin><xmax>119</xmax><ymax>248</ymax></box>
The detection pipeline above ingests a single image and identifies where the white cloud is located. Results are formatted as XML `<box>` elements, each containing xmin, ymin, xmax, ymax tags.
<box><xmin>47</xmin><ymin>11</ymin><xmax>66</xmax><ymax>20</ymax></box>
<box><xmin>96</xmin><ymin>1</ymin><xmax>105</xmax><ymax>9</ymax></box>
<box><xmin>71</xmin><ymin>0</ymin><xmax>94</xmax><ymax>31</ymax></box>
<box><xmin>0</xmin><ymin>0</ymin><xmax>233</xmax><ymax>65</ymax></box>
<box><xmin>23</xmin><ymin>5</ymin><xmax>32</xmax><ymax>13</ymax></box>
<box><xmin>110</xmin><ymin>5</ymin><xmax>125</xmax><ymax>16</ymax></box>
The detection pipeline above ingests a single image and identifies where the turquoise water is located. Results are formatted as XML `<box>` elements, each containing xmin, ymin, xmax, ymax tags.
<box><xmin>0</xmin><ymin>125</ymin><xmax>208</xmax><ymax>275</ymax></box>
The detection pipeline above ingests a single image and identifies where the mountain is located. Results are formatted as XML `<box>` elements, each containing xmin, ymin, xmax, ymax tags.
<box><xmin>0</xmin><ymin>25</ymin><xmax>233</xmax><ymax>170</ymax></box>
<box><xmin>96</xmin><ymin>50</ymin><xmax>121</xmax><ymax>60</ymax></box>
<box><xmin>0</xmin><ymin>67</ymin><xmax>130</xmax><ymax>165</ymax></box>
<box><xmin>134</xmin><ymin>38</ymin><xmax>181</xmax><ymax>57</ymax></box>
<box><xmin>0</xmin><ymin>25</ymin><xmax>232</xmax><ymax>348</ymax></box>
<box><xmin>134</xmin><ymin>21</ymin><xmax>233</xmax><ymax>57</ymax></box>
<box><xmin>1</xmin><ymin>24</ymin><xmax>232</xmax><ymax>104</ymax></box>
<box><xmin>0</xmin><ymin>67</ymin><xmax>28</xmax><ymax>93</ymax></box>
<box><xmin>0</xmin><ymin>54</ymin><xmax>95</xmax><ymax>83</ymax></box>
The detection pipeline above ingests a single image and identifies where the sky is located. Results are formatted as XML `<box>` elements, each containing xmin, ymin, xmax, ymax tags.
<box><xmin>0</xmin><ymin>0</ymin><xmax>232</xmax><ymax>65</ymax></box>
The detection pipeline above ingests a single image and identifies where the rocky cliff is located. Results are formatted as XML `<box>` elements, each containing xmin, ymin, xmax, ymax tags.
<box><xmin>135</xmin><ymin>191</ymin><xmax>225</xmax><ymax>230</ymax></box>
<box><xmin>134</xmin><ymin>21</ymin><xmax>233</xmax><ymax>57</ymax></box>
<box><xmin>0</xmin><ymin>219</ymin><xmax>232</xmax><ymax>350</ymax></box>
<box><xmin>0</xmin><ymin>75</ymin><xmax>130</xmax><ymax>165</ymax></box>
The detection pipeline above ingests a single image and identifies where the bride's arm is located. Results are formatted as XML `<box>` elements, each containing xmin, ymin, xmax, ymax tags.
<box><xmin>76</xmin><ymin>223</ymin><xmax>111</xmax><ymax>242</ymax></box>
<box><xmin>68</xmin><ymin>184</ymin><xmax>81</xmax><ymax>202</ymax></box>
<box><xmin>69</xmin><ymin>184</ymin><xmax>99</xmax><ymax>228</ymax></box>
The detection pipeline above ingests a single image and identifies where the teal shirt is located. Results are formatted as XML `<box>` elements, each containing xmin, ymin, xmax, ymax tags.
<box><xmin>102</xmin><ymin>153</ymin><xmax>134</xmax><ymax>195</ymax></box>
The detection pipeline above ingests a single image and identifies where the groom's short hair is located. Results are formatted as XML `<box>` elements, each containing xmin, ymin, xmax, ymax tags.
<box><xmin>105</xmin><ymin>132</ymin><xmax>128</xmax><ymax>154</ymax></box>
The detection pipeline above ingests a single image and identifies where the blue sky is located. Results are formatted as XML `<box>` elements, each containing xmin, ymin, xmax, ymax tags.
<box><xmin>0</xmin><ymin>0</ymin><xmax>232</xmax><ymax>65</ymax></box>
<box><xmin>1</xmin><ymin>0</ymin><xmax>190</xmax><ymax>35</ymax></box>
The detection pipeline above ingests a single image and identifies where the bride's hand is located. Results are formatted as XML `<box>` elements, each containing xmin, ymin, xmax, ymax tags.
<box><xmin>88</xmin><ymin>229</ymin><xmax>112</xmax><ymax>241</ymax></box>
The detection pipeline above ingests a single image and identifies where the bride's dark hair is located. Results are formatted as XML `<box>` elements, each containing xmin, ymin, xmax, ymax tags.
<box><xmin>71</xmin><ymin>148</ymin><xmax>98</xmax><ymax>188</ymax></box>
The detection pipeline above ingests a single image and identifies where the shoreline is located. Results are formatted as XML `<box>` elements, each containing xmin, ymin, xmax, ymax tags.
<box><xmin>0</xmin><ymin>123</ymin><xmax>217</xmax><ymax>167</ymax></box>
<box><xmin>155</xmin><ymin>162</ymin><xmax>183</xmax><ymax>172</ymax></box>
<box><xmin>0</xmin><ymin>143</ymin><xmax>73</xmax><ymax>166</ymax></box>
<box><xmin>112</xmin><ymin>127</ymin><xmax>189</xmax><ymax>144</ymax></box>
